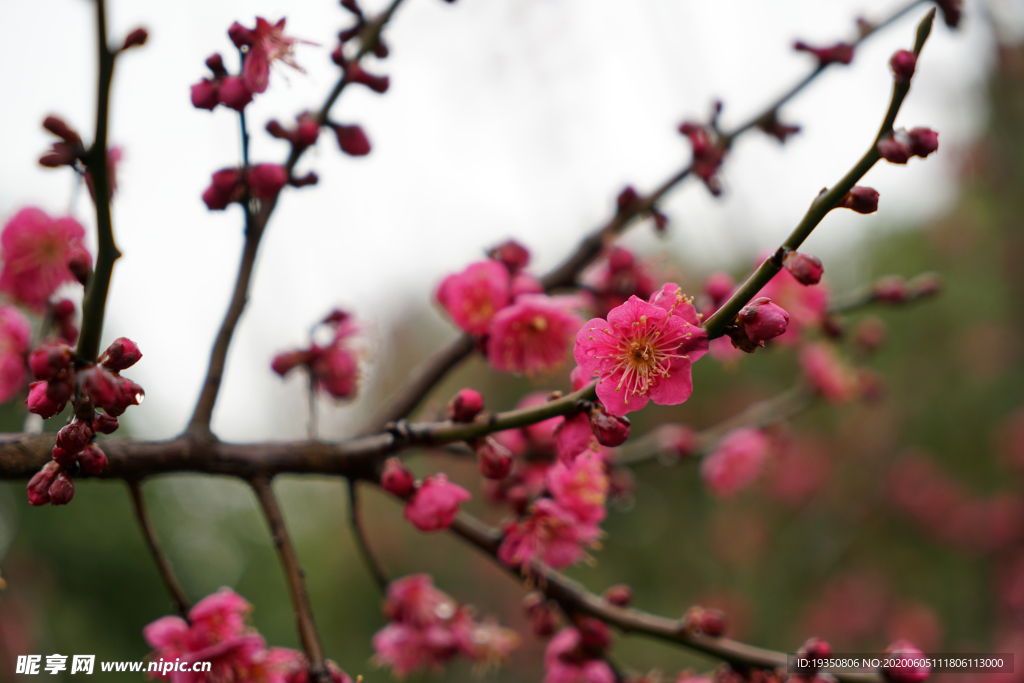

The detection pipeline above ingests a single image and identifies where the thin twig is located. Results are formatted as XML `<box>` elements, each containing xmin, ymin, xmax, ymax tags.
<box><xmin>127</xmin><ymin>480</ymin><xmax>191</xmax><ymax>617</ymax></box>
<box><xmin>365</xmin><ymin>0</ymin><xmax>930</xmax><ymax>433</ymax></box>
<box><xmin>251</xmin><ymin>477</ymin><xmax>330</xmax><ymax>683</ymax></box>
<box><xmin>77</xmin><ymin>0</ymin><xmax>122</xmax><ymax>362</ymax></box>
<box><xmin>186</xmin><ymin>0</ymin><xmax>410</xmax><ymax>439</ymax></box>
<box><xmin>347</xmin><ymin>479</ymin><xmax>389</xmax><ymax>592</ymax></box>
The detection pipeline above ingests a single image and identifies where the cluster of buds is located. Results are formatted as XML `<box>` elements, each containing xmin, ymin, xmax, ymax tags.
<box><xmin>871</xmin><ymin>272</ymin><xmax>942</xmax><ymax>304</ymax></box>
<box><xmin>682</xmin><ymin>605</ymin><xmax>727</xmax><ymax>637</ymax></box>
<box><xmin>678</xmin><ymin>121</ymin><xmax>726</xmax><ymax>195</ymax></box>
<box><xmin>266</xmin><ymin>113</ymin><xmax>322</xmax><ymax>166</ymax></box>
<box><xmin>271</xmin><ymin>310</ymin><xmax>361</xmax><ymax>400</ymax></box>
<box><xmin>190</xmin><ymin>54</ymin><xmax>253</xmax><ymax>111</ymax></box>
<box><xmin>793</xmin><ymin>41</ymin><xmax>855</xmax><ymax>68</ymax></box>
<box><xmin>50</xmin><ymin>299</ymin><xmax>79</xmax><ymax>345</ymax></box>
<box><xmin>380</xmin><ymin>458</ymin><xmax>472</xmax><ymax>532</ymax></box>
<box><xmin>202</xmin><ymin>164</ymin><xmax>291</xmax><ymax>210</ymax></box>
<box><xmin>336</xmin><ymin>0</ymin><xmax>390</xmax><ymax>60</ymax></box>
<box><xmin>878</xmin><ymin>128</ymin><xmax>939</xmax><ymax>164</ymax></box>
<box><xmin>26</xmin><ymin>337</ymin><xmax>143</xmax><ymax>505</ymax></box>
<box><xmin>727</xmin><ymin>297</ymin><xmax>790</xmax><ymax>353</ymax></box>
<box><xmin>615</xmin><ymin>186</ymin><xmax>668</xmax><ymax>233</ymax></box>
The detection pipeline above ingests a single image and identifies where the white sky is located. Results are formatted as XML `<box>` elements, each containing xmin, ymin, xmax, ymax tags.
<box><xmin>0</xmin><ymin>0</ymin><xmax>1006</xmax><ymax>442</ymax></box>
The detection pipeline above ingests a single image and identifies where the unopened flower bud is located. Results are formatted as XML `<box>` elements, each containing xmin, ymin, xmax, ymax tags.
<box><xmin>757</xmin><ymin>112</ymin><xmax>801</xmax><ymax>143</ymax></box>
<box><xmin>575</xmin><ymin>616</ymin><xmax>612</xmax><ymax>651</ymax></box>
<box><xmin>92</xmin><ymin>413</ymin><xmax>119</xmax><ymax>434</ymax></box>
<box><xmin>652</xmin><ymin>209</ymin><xmax>669</xmax><ymax>232</ymax></box>
<box><xmin>488</xmin><ymin>240</ymin><xmax>531</xmax><ymax>273</ymax></box>
<box><xmin>27</xmin><ymin>462</ymin><xmax>60</xmax><ymax>506</ymax></box>
<box><xmin>296</xmin><ymin>114</ymin><xmax>321</xmax><ymax>148</ymax></box>
<box><xmin>56</xmin><ymin>420</ymin><xmax>93</xmax><ymax>455</ymax></box>
<box><xmin>79</xmin><ymin>444</ymin><xmax>108</xmax><ymax>475</ymax></box>
<box><xmin>889</xmin><ymin>49</ymin><xmax>917</xmax><ymax>83</ymax></box>
<box><xmin>796</xmin><ymin>637</ymin><xmax>832</xmax><ymax>673</ymax></box>
<box><xmin>873</xmin><ymin>275</ymin><xmax>908</xmax><ymax>303</ymax></box>
<box><xmin>344</xmin><ymin>62</ymin><xmax>389</xmax><ymax>93</ymax></box>
<box><xmin>794</xmin><ymin>41</ymin><xmax>855</xmax><ymax>67</ymax></box>
<box><xmin>838</xmin><ymin>186</ymin><xmax>879</xmax><ymax>214</ymax></box>
<box><xmin>616</xmin><ymin>186</ymin><xmax>640</xmax><ymax>213</ymax></box>
<box><xmin>228</xmin><ymin>21</ymin><xmax>256</xmax><ymax>48</ymax></box>
<box><xmin>271</xmin><ymin>350</ymin><xmax>310</xmax><ymax>377</ymax></box>
<box><xmin>29</xmin><ymin>344</ymin><xmax>73</xmax><ymax>380</ymax></box>
<box><xmin>217</xmin><ymin>76</ymin><xmax>253</xmax><ymax>112</ymax></box>
<box><xmin>247</xmin><ymin>164</ymin><xmax>288</xmax><ymax>200</ymax></box>
<box><xmin>101</xmin><ymin>337</ymin><xmax>142</xmax><ymax>371</ymax></box>
<box><xmin>704</xmin><ymin>271</ymin><xmax>735</xmax><ymax>306</ymax></box>
<box><xmin>783</xmin><ymin>251</ymin><xmax>824</xmax><ymax>286</ymax></box>
<box><xmin>27</xmin><ymin>381</ymin><xmax>66</xmax><ymax>419</ymax></box>
<box><xmin>205</xmin><ymin>53</ymin><xmax>227</xmax><ymax>77</ymax></box>
<box><xmin>883</xmin><ymin>640</ymin><xmax>930</xmax><ymax>683</ymax></box>
<box><xmin>506</xmin><ymin>484</ymin><xmax>530</xmax><ymax>516</ymax></box>
<box><xmin>107</xmin><ymin>378</ymin><xmax>144</xmax><ymax>417</ymax></box>
<box><xmin>737</xmin><ymin>297</ymin><xmax>790</xmax><ymax>344</ymax></box>
<box><xmin>853</xmin><ymin>316</ymin><xmax>887</xmax><ymax>354</ymax></box>
<box><xmin>290</xmin><ymin>172</ymin><xmax>319</xmax><ymax>188</ymax></box>
<box><xmin>524</xmin><ymin>592</ymin><xmax>557</xmax><ymax>637</ymax></box>
<box><xmin>48</xmin><ymin>472</ymin><xmax>75</xmax><ymax>505</ymax></box>
<box><xmin>909</xmin><ymin>272</ymin><xmax>942</xmax><ymax>298</ymax></box>
<box><xmin>476</xmin><ymin>437</ymin><xmax>513</xmax><ymax>480</ymax></box>
<box><xmin>122</xmin><ymin>27</ymin><xmax>148</xmax><ymax>50</ymax></box>
<box><xmin>602</xmin><ymin>584</ymin><xmax>633</xmax><ymax>607</ymax></box>
<box><xmin>447</xmin><ymin>388</ymin><xmax>484</xmax><ymax>422</ymax></box>
<box><xmin>381</xmin><ymin>457</ymin><xmax>415</xmax><ymax>497</ymax></box>
<box><xmin>907</xmin><ymin>127</ymin><xmax>938</xmax><ymax>158</ymax></box>
<box><xmin>589</xmin><ymin>406</ymin><xmax>630</xmax><ymax>447</ymax></box>
<box><xmin>699</xmin><ymin>609</ymin><xmax>726</xmax><ymax>637</ymax></box>
<box><xmin>51</xmin><ymin>445</ymin><xmax>77</xmax><ymax>469</ymax></box>
<box><xmin>191</xmin><ymin>79</ymin><xmax>219</xmax><ymax>110</ymax></box>
<box><xmin>331</xmin><ymin>124</ymin><xmax>371</xmax><ymax>156</ymax></box>
<box><xmin>266</xmin><ymin>120</ymin><xmax>291</xmax><ymax>140</ymax></box>
<box><xmin>43</xmin><ymin>116</ymin><xmax>82</xmax><ymax>145</ymax></box>
<box><xmin>68</xmin><ymin>251</ymin><xmax>91</xmax><ymax>285</ymax></box>
<box><xmin>937</xmin><ymin>0</ymin><xmax>962</xmax><ymax>28</ymax></box>
<box><xmin>878</xmin><ymin>133</ymin><xmax>912</xmax><ymax>164</ymax></box>
<box><xmin>79</xmin><ymin>366</ymin><xmax>120</xmax><ymax>411</ymax></box>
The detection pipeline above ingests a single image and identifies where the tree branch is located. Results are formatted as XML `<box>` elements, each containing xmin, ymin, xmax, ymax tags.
<box><xmin>186</xmin><ymin>0</ymin><xmax>410</xmax><ymax>439</ymax></box>
<box><xmin>127</xmin><ymin>480</ymin><xmax>191</xmax><ymax>617</ymax></box>
<box><xmin>702</xmin><ymin>9</ymin><xmax>936</xmax><ymax>340</ymax></box>
<box><xmin>252</xmin><ymin>477</ymin><xmax>330</xmax><ymax>683</ymax></box>
<box><xmin>77</xmin><ymin>0</ymin><xmax>122</xmax><ymax>363</ymax></box>
<box><xmin>365</xmin><ymin>0</ymin><xmax>931</xmax><ymax>433</ymax></box>
<box><xmin>347</xmin><ymin>479</ymin><xmax>389</xmax><ymax>592</ymax></box>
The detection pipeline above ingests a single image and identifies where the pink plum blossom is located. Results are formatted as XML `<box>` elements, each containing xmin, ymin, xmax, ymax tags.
<box><xmin>498</xmin><ymin>498</ymin><xmax>600</xmax><ymax>570</ymax></box>
<box><xmin>546</xmin><ymin>452</ymin><xmax>609</xmax><ymax>525</ymax></box>
<box><xmin>404</xmin><ymin>474</ymin><xmax>471</xmax><ymax>531</ymax></box>
<box><xmin>231</xmin><ymin>18</ymin><xmax>307</xmax><ymax>95</ymax></box>
<box><xmin>486</xmin><ymin>294</ymin><xmax>583</xmax><ymax>375</ymax></box>
<box><xmin>800</xmin><ymin>343</ymin><xmax>859</xmax><ymax>403</ymax></box>
<box><xmin>701</xmin><ymin>428</ymin><xmax>771</xmax><ymax>498</ymax></box>
<box><xmin>756</xmin><ymin>261</ymin><xmax>829</xmax><ymax>344</ymax></box>
<box><xmin>0</xmin><ymin>208</ymin><xmax>91</xmax><ymax>311</ymax></box>
<box><xmin>436</xmin><ymin>260</ymin><xmax>511</xmax><ymax>335</ymax></box>
<box><xmin>574</xmin><ymin>284</ymin><xmax>708</xmax><ymax>416</ymax></box>
<box><xmin>543</xmin><ymin>627</ymin><xmax>615</xmax><ymax>683</ymax></box>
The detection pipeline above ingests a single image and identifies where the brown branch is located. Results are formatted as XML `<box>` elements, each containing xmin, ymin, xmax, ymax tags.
<box><xmin>347</xmin><ymin>479</ymin><xmax>389</xmax><ymax>592</ymax></box>
<box><xmin>252</xmin><ymin>477</ymin><xmax>330</xmax><ymax>683</ymax></box>
<box><xmin>77</xmin><ymin>0</ymin><xmax>122</xmax><ymax>362</ymax></box>
<box><xmin>365</xmin><ymin>0</ymin><xmax>929</xmax><ymax>433</ymax></box>
<box><xmin>127</xmin><ymin>480</ymin><xmax>191</xmax><ymax>617</ymax></box>
<box><xmin>186</xmin><ymin>0</ymin><xmax>410</xmax><ymax>439</ymax></box>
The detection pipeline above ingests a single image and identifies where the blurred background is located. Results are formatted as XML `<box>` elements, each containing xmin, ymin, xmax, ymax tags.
<box><xmin>3</xmin><ymin>0</ymin><xmax>1024</xmax><ymax>680</ymax></box>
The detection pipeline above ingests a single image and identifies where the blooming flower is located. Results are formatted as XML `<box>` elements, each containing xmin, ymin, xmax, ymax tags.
<box><xmin>0</xmin><ymin>208</ymin><xmax>90</xmax><ymax>311</ymax></box>
<box><xmin>436</xmin><ymin>260</ymin><xmax>511</xmax><ymax>335</ymax></box>
<box><xmin>498</xmin><ymin>498</ymin><xmax>601</xmax><ymax>570</ymax></box>
<box><xmin>546</xmin><ymin>452</ymin><xmax>609</xmax><ymax>525</ymax></box>
<box><xmin>574</xmin><ymin>284</ymin><xmax>708</xmax><ymax>416</ymax></box>
<box><xmin>543</xmin><ymin>627</ymin><xmax>615</xmax><ymax>683</ymax></box>
<box><xmin>404</xmin><ymin>474</ymin><xmax>471</xmax><ymax>531</ymax></box>
<box><xmin>486</xmin><ymin>294</ymin><xmax>583</xmax><ymax>375</ymax></box>
<box><xmin>701</xmin><ymin>428</ymin><xmax>771</xmax><ymax>497</ymax></box>
<box><xmin>271</xmin><ymin>311</ymin><xmax>361</xmax><ymax>400</ymax></box>
<box><xmin>230</xmin><ymin>18</ymin><xmax>307</xmax><ymax>95</ymax></box>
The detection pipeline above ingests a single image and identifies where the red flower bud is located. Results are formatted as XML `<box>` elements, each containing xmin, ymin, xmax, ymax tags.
<box><xmin>476</xmin><ymin>437</ymin><xmax>513</xmax><ymax>480</ymax></box>
<box><xmin>27</xmin><ymin>381</ymin><xmax>66</xmax><ymax>419</ymax></box>
<box><xmin>271</xmin><ymin>350</ymin><xmax>311</xmax><ymax>377</ymax></box>
<box><xmin>122</xmin><ymin>27</ymin><xmax>148</xmax><ymax>50</ymax></box>
<box><xmin>873</xmin><ymin>275</ymin><xmax>908</xmax><ymax>303</ymax></box>
<box><xmin>890</xmin><ymin>49</ymin><xmax>917</xmax><ymax>83</ymax></box>
<box><xmin>589</xmin><ymin>405</ymin><xmax>630</xmax><ymax>447</ymax></box>
<box><xmin>616</xmin><ymin>186</ymin><xmax>640</xmax><ymax>213</ymax></box>
<box><xmin>883</xmin><ymin>640</ymin><xmax>930</xmax><ymax>683</ymax></box>
<box><xmin>575</xmin><ymin>616</ymin><xmax>611</xmax><ymax>651</ymax></box>
<box><xmin>782</xmin><ymin>251</ymin><xmax>824</xmax><ymax>286</ymax></box>
<box><xmin>602</xmin><ymin>584</ymin><xmax>633</xmax><ymax>607</ymax></box>
<box><xmin>909</xmin><ymin>272</ymin><xmax>942</xmax><ymax>298</ymax></box>
<box><xmin>381</xmin><ymin>457</ymin><xmax>415</xmax><ymax>498</ymax></box>
<box><xmin>796</xmin><ymin>637</ymin><xmax>832</xmax><ymax>673</ymax></box>
<box><xmin>101</xmin><ymin>337</ymin><xmax>142</xmax><ymax>371</ymax></box>
<box><xmin>51</xmin><ymin>446</ymin><xmax>77</xmax><ymax>469</ymax></box>
<box><xmin>794</xmin><ymin>41</ymin><xmax>854</xmax><ymax>67</ymax></box>
<box><xmin>56</xmin><ymin>420</ymin><xmax>93</xmax><ymax>455</ymax></box>
<box><xmin>79</xmin><ymin>366</ymin><xmax>121</xmax><ymax>411</ymax></box>
<box><xmin>29</xmin><ymin>344</ymin><xmax>73</xmax><ymax>381</ymax></box>
<box><xmin>936</xmin><ymin>0</ymin><xmax>962</xmax><ymax>28</ymax></box>
<box><xmin>757</xmin><ymin>112</ymin><xmax>801</xmax><ymax>143</ymax></box>
<box><xmin>332</xmin><ymin>124</ymin><xmax>371</xmax><ymax>156</ymax></box>
<box><xmin>344</xmin><ymin>62</ymin><xmax>390</xmax><ymax>93</ymax></box>
<box><xmin>488</xmin><ymin>240</ymin><xmax>531</xmax><ymax>273</ymax></box>
<box><xmin>838</xmin><ymin>186</ymin><xmax>879</xmax><ymax>214</ymax></box>
<box><xmin>92</xmin><ymin>413</ymin><xmax>120</xmax><ymax>435</ymax></box>
<box><xmin>699</xmin><ymin>609</ymin><xmax>726</xmax><ymax>637</ymax></box>
<box><xmin>296</xmin><ymin>115</ymin><xmax>321</xmax><ymax>148</ymax></box>
<box><xmin>266</xmin><ymin>120</ymin><xmax>291</xmax><ymax>140</ymax></box>
<box><xmin>48</xmin><ymin>473</ymin><xmax>75</xmax><ymax>505</ymax></box>
<box><xmin>79</xmin><ymin>444</ymin><xmax>108</xmax><ymax>475</ymax></box>
<box><xmin>106</xmin><ymin>378</ymin><xmax>145</xmax><ymax>417</ymax></box>
<box><xmin>290</xmin><ymin>172</ymin><xmax>319</xmax><ymax>188</ymax></box>
<box><xmin>878</xmin><ymin>133</ymin><xmax>912</xmax><ymax>164</ymax></box>
<box><xmin>217</xmin><ymin>76</ymin><xmax>253</xmax><ymax>112</ymax></box>
<box><xmin>652</xmin><ymin>209</ymin><xmax>668</xmax><ymax>232</ymax></box>
<box><xmin>737</xmin><ymin>297</ymin><xmax>790</xmax><ymax>344</ymax></box>
<box><xmin>205</xmin><ymin>54</ymin><xmax>228</xmax><ymax>78</ymax></box>
<box><xmin>52</xmin><ymin>299</ymin><xmax>75</xmax><ymax>320</ymax></box>
<box><xmin>27</xmin><ymin>462</ymin><xmax>60</xmax><ymax>506</ymax></box>
<box><xmin>908</xmin><ymin>127</ymin><xmax>939</xmax><ymax>158</ymax></box>
<box><xmin>203</xmin><ymin>168</ymin><xmax>244</xmax><ymax>210</ymax></box>
<box><xmin>228</xmin><ymin>21</ymin><xmax>256</xmax><ymax>48</ymax></box>
<box><xmin>524</xmin><ymin>593</ymin><xmax>557</xmax><ymax>637</ymax></box>
<box><xmin>43</xmin><ymin>116</ymin><xmax>82</xmax><ymax>145</ymax></box>
<box><xmin>447</xmin><ymin>388</ymin><xmax>484</xmax><ymax>423</ymax></box>
<box><xmin>247</xmin><ymin>164</ymin><xmax>288</xmax><ymax>200</ymax></box>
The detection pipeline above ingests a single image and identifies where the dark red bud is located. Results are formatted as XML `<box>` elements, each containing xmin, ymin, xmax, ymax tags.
<box><xmin>476</xmin><ymin>437</ymin><xmax>513</xmax><ymax>480</ymax></box>
<box><xmin>51</xmin><ymin>446</ymin><xmax>77</xmax><ymax>469</ymax></box>
<box><xmin>838</xmin><ymin>186</ymin><xmax>879</xmax><ymax>214</ymax></box>
<box><xmin>575</xmin><ymin>616</ymin><xmax>612</xmax><ymax>651</ymax></box>
<box><xmin>889</xmin><ymin>49</ymin><xmax>917</xmax><ymax>83</ymax></box>
<box><xmin>340</xmin><ymin>0</ymin><xmax>363</xmax><ymax>17</ymax></box>
<box><xmin>101</xmin><ymin>337</ymin><xmax>142</xmax><ymax>371</ymax></box>
<box><xmin>92</xmin><ymin>413</ymin><xmax>120</xmax><ymax>435</ymax></box>
<box><xmin>796</xmin><ymin>637</ymin><xmax>833</xmax><ymax>673</ymax></box>
<box><xmin>247</xmin><ymin>164</ymin><xmax>288</xmax><ymax>200</ymax></box>
<box><xmin>52</xmin><ymin>299</ymin><xmax>75</xmax><ymax>320</ymax></box>
<box><xmin>48</xmin><ymin>473</ymin><xmax>75</xmax><ymax>505</ymax></box>
<box><xmin>43</xmin><ymin>116</ymin><xmax>82</xmax><ymax>145</ymax></box>
<box><xmin>699</xmin><ymin>609</ymin><xmax>726</xmax><ymax>637</ymax></box>
<box><xmin>794</xmin><ymin>41</ymin><xmax>854</xmax><ymax>67</ymax></box>
<box><xmin>878</xmin><ymin>134</ymin><xmax>912</xmax><ymax>164</ymax></box>
<box><xmin>908</xmin><ymin>127</ymin><xmax>939</xmax><ymax>158</ymax></box>
<box><xmin>589</xmin><ymin>407</ymin><xmax>630</xmax><ymax>447</ymax></box>
<box><xmin>873</xmin><ymin>275</ymin><xmax>908</xmax><ymax>303</ymax></box>
<box><xmin>782</xmin><ymin>251</ymin><xmax>824</xmax><ymax>286</ymax></box>
<box><xmin>29</xmin><ymin>344</ymin><xmax>73</xmax><ymax>381</ymax></box>
<box><xmin>488</xmin><ymin>240</ymin><xmax>531</xmax><ymax>273</ymax></box>
<box><xmin>937</xmin><ymin>0</ymin><xmax>962</xmax><ymax>28</ymax></box>
<box><xmin>205</xmin><ymin>53</ymin><xmax>228</xmax><ymax>78</ymax></box>
<box><xmin>228</xmin><ymin>22</ymin><xmax>256</xmax><ymax>48</ymax></box>
<box><xmin>26</xmin><ymin>381</ymin><xmax>65</xmax><ymax>419</ymax></box>
<box><xmin>289</xmin><ymin>172</ymin><xmax>319</xmax><ymax>188</ymax></box>
<box><xmin>79</xmin><ymin>444</ymin><xmax>108</xmax><ymax>475</ymax></box>
<box><xmin>616</xmin><ymin>186</ymin><xmax>640</xmax><ymax>213</ymax></box>
<box><xmin>56</xmin><ymin>420</ymin><xmax>93</xmax><ymax>455</ymax></box>
<box><xmin>524</xmin><ymin>593</ymin><xmax>557</xmax><ymax>637</ymax></box>
<box><xmin>344</xmin><ymin>62</ymin><xmax>389</xmax><ymax>93</ymax></box>
<box><xmin>217</xmin><ymin>76</ymin><xmax>253</xmax><ymax>112</ymax></box>
<box><xmin>27</xmin><ymin>462</ymin><xmax>60</xmax><ymax>506</ymax></box>
<box><xmin>602</xmin><ymin>584</ymin><xmax>633</xmax><ymax>607</ymax></box>
<box><xmin>122</xmin><ymin>27</ymin><xmax>149</xmax><ymax>50</ymax></box>
<box><xmin>737</xmin><ymin>297</ymin><xmax>790</xmax><ymax>344</ymax></box>
<box><xmin>381</xmin><ymin>457</ymin><xmax>415</xmax><ymax>497</ymax></box>
<box><xmin>191</xmin><ymin>79</ymin><xmax>219</xmax><ymax>111</ymax></box>
<box><xmin>296</xmin><ymin>116</ymin><xmax>321</xmax><ymax>148</ymax></box>
<box><xmin>652</xmin><ymin>209</ymin><xmax>668</xmax><ymax>232</ymax></box>
<box><xmin>332</xmin><ymin>124</ymin><xmax>371</xmax><ymax>156</ymax></box>
<box><xmin>447</xmin><ymin>389</ymin><xmax>484</xmax><ymax>422</ymax></box>
<box><xmin>266</xmin><ymin>120</ymin><xmax>292</xmax><ymax>140</ymax></box>
<box><xmin>506</xmin><ymin>485</ymin><xmax>530</xmax><ymax>516</ymax></box>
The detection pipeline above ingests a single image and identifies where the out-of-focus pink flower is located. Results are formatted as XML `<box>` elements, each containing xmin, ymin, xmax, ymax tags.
<box><xmin>231</xmin><ymin>18</ymin><xmax>307</xmax><ymax>95</ymax></box>
<box><xmin>757</xmin><ymin>261</ymin><xmax>829</xmax><ymax>344</ymax></box>
<box><xmin>543</xmin><ymin>627</ymin><xmax>615</xmax><ymax>683</ymax></box>
<box><xmin>498</xmin><ymin>498</ymin><xmax>600</xmax><ymax>570</ymax></box>
<box><xmin>700</xmin><ymin>428</ymin><xmax>770</xmax><ymax>497</ymax></box>
<box><xmin>679</xmin><ymin>122</ymin><xmax>726</xmax><ymax>195</ymax></box>
<box><xmin>546</xmin><ymin>452</ymin><xmax>608</xmax><ymax>525</ymax></box>
<box><xmin>0</xmin><ymin>306</ymin><xmax>30</xmax><ymax>403</ymax></box>
<box><xmin>574</xmin><ymin>285</ymin><xmax>707</xmax><ymax>416</ymax></box>
<box><xmin>272</xmin><ymin>312</ymin><xmax>361</xmax><ymax>400</ymax></box>
<box><xmin>404</xmin><ymin>474</ymin><xmax>471</xmax><ymax>532</ymax></box>
<box><xmin>437</xmin><ymin>260</ymin><xmax>511</xmax><ymax>335</ymax></box>
<box><xmin>800</xmin><ymin>343</ymin><xmax>859</xmax><ymax>403</ymax></box>
<box><xmin>486</xmin><ymin>295</ymin><xmax>583</xmax><ymax>375</ymax></box>
<box><xmin>0</xmin><ymin>208</ymin><xmax>90</xmax><ymax>312</ymax></box>
<box><xmin>766</xmin><ymin>436</ymin><xmax>831</xmax><ymax>508</ymax></box>
<box><xmin>262</xmin><ymin>648</ymin><xmax>353</xmax><ymax>683</ymax></box>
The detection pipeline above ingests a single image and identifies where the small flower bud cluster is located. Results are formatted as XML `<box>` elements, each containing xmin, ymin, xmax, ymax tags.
<box><xmin>336</xmin><ymin>0</ymin><xmax>390</xmax><ymax>60</ymax></box>
<box><xmin>878</xmin><ymin>128</ymin><xmax>939</xmax><ymax>164</ymax></box>
<box><xmin>202</xmin><ymin>164</ymin><xmax>291</xmax><ymax>210</ymax></box>
<box><xmin>678</xmin><ymin>122</ymin><xmax>726</xmax><ymax>195</ymax></box>
<box><xmin>271</xmin><ymin>310</ymin><xmax>361</xmax><ymax>400</ymax></box>
<box><xmin>870</xmin><ymin>273</ymin><xmax>943</xmax><ymax>305</ymax></box>
<box><xmin>793</xmin><ymin>41</ymin><xmax>855</xmax><ymax>67</ymax></box>
<box><xmin>26</xmin><ymin>338</ymin><xmax>143</xmax><ymax>506</ymax></box>
<box><xmin>191</xmin><ymin>54</ymin><xmax>253</xmax><ymax>112</ymax></box>
<box><xmin>581</xmin><ymin>246</ymin><xmax>657</xmax><ymax>318</ymax></box>
<box><xmin>266</xmin><ymin>113</ymin><xmax>321</xmax><ymax>152</ymax></box>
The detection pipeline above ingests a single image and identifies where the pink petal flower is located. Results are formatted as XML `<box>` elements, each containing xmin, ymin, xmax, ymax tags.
<box><xmin>701</xmin><ymin>428</ymin><xmax>770</xmax><ymax>498</ymax></box>
<box><xmin>0</xmin><ymin>208</ymin><xmax>90</xmax><ymax>312</ymax></box>
<box><xmin>486</xmin><ymin>295</ymin><xmax>583</xmax><ymax>375</ymax></box>
<box><xmin>543</xmin><ymin>627</ymin><xmax>615</xmax><ymax>683</ymax></box>
<box><xmin>498</xmin><ymin>498</ymin><xmax>600</xmax><ymax>570</ymax></box>
<box><xmin>800</xmin><ymin>343</ymin><xmax>858</xmax><ymax>403</ymax></box>
<box><xmin>546</xmin><ymin>452</ymin><xmax>609</xmax><ymax>525</ymax></box>
<box><xmin>240</xmin><ymin>18</ymin><xmax>307</xmax><ymax>94</ymax></box>
<box><xmin>404</xmin><ymin>474</ymin><xmax>471</xmax><ymax>531</ymax></box>
<box><xmin>436</xmin><ymin>260</ymin><xmax>511</xmax><ymax>335</ymax></box>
